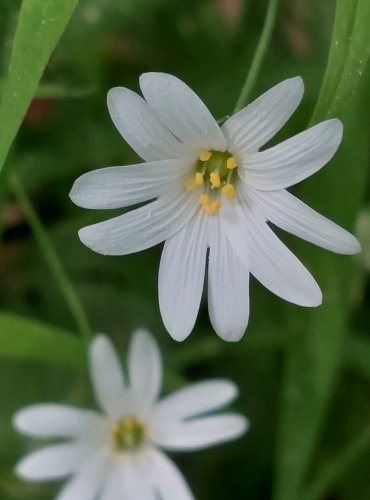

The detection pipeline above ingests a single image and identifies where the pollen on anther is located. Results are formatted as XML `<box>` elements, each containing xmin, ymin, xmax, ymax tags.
<box><xmin>183</xmin><ymin>177</ymin><xmax>196</xmax><ymax>191</ymax></box>
<box><xmin>222</xmin><ymin>183</ymin><xmax>236</xmax><ymax>199</ymax></box>
<box><xmin>195</xmin><ymin>172</ymin><xmax>204</xmax><ymax>186</ymax></box>
<box><xmin>199</xmin><ymin>149</ymin><xmax>212</xmax><ymax>162</ymax></box>
<box><xmin>199</xmin><ymin>194</ymin><xmax>210</xmax><ymax>206</ymax></box>
<box><xmin>226</xmin><ymin>157</ymin><xmax>238</xmax><ymax>170</ymax></box>
<box><xmin>210</xmin><ymin>172</ymin><xmax>221</xmax><ymax>188</ymax></box>
<box><xmin>210</xmin><ymin>200</ymin><xmax>221</xmax><ymax>213</ymax></box>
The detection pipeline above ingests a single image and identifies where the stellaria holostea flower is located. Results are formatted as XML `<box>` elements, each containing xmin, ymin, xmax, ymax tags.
<box><xmin>13</xmin><ymin>330</ymin><xmax>247</xmax><ymax>499</ymax></box>
<box><xmin>70</xmin><ymin>73</ymin><xmax>360</xmax><ymax>341</ymax></box>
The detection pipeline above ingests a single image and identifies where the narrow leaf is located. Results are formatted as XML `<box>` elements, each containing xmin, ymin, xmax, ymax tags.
<box><xmin>0</xmin><ymin>312</ymin><xmax>86</xmax><ymax>369</ymax></box>
<box><xmin>0</xmin><ymin>0</ymin><xmax>78</xmax><ymax>177</ymax></box>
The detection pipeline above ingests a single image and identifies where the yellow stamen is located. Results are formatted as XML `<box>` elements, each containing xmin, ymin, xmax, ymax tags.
<box><xmin>195</xmin><ymin>172</ymin><xmax>204</xmax><ymax>186</ymax></box>
<box><xmin>221</xmin><ymin>183</ymin><xmax>236</xmax><ymax>199</ymax></box>
<box><xmin>183</xmin><ymin>177</ymin><xmax>196</xmax><ymax>191</ymax></box>
<box><xmin>199</xmin><ymin>149</ymin><xmax>212</xmax><ymax>162</ymax></box>
<box><xmin>199</xmin><ymin>194</ymin><xmax>210</xmax><ymax>206</ymax></box>
<box><xmin>210</xmin><ymin>200</ymin><xmax>222</xmax><ymax>213</ymax></box>
<box><xmin>210</xmin><ymin>171</ymin><xmax>221</xmax><ymax>188</ymax></box>
<box><xmin>226</xmin><ymin>156</ymin><xmax>238</xmax><ymax>170</ymax></box>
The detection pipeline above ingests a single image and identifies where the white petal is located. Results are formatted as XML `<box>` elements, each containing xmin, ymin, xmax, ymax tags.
<box><xmin>107</xmin><ymin>87</ymin><xmax>186</xmax><ymax>161</ymax></box>
<box><xmin>78</xmin><ymin>189</ymin><xmax>199</xmax><ymax>256</ymax></box>
<box><xmin>15</xmin><ymin>442</ymin><xmax>92</xmax><ymax>481</ymax></box>
<box><xmin>147</xmin><ymin>449</ymin><xmax>194</xmax><ymax>500</ymax></box>
<box><xmin>154</xmin><ymin>380</ymin><xmax>238</xmax><ymax>421</ymax></box>
<box><xmin>128</xmin><ymin>329</ymin><xmax>162</xmax><ymax>403</ymax></box>
<box><xmin>13</xmin><ymin>404</ymin><xmax>104</xmax><ymax>439</ymax></box>
<box><xmin>246</xmin><ymin>212</ymin><xmax>322</xmax><ymax>306</ymax></box>
<box><xmin>70</xmin><ymin>159</ymin><xmax>193</xmax><ymax>209</ymax></box>
<box><xmin>56</xmin><ymin>453</ymin><xmax>109</xmax><ymax>500</ymax></box>
<box><xmin>251</xmin><ymin>189</ymin><xmax>361</xmax><ymax>254</ymax></box>
<box><xmin>243</xmin><ymin>119</ymin><xmax>343</xmax><ymax>190</ymax></box>
<box><xmin>100</xmin><ymin>458</ymin><xmax>155</xmax><ymax>500</ymax></box>
<box><xmin>158</xmin><ymin>211</ymin><xmax>208</xmax><ymax>341</ymax></box>
<box><xmin>89</xmin><ymin>335</ymin><xmax>126</xmax><ymax>417</ymax></box>
<box><xmin>152</xmin><ymin>414</ymin><xmax>248</xmax><ymax>451</ymax></box>
<box><xmin>208</xmin><ymin>216</ymin><xmax>250</xmax><ymax>341</ymax></box>
<box><xmin>140</xmin><ymin>72</ymin><xmax>226</xmax><ymax>153</ymax></box>
<box><xmin>223</xmin><ymin>77</ymin><xmax>304</xmax><ymax>154</ymax></box>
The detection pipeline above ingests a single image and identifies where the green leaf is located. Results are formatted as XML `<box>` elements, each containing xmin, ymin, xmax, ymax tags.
<box><xmin>311</xmin><ymin>0</ymin><xmax>370</xmax><ymax>122</ymax></box>
<box><xmin>0</xmin><ymin>312</ymin><xmax>86</xmax><ymax>369</ymax></box>
<box><xmin>302</xmin><ymin>425</ymin><xmax>370</xmax><ymax>500</ymax></box>
<box><xmin>0</xmin><ymin>79</ymin><xmax>95</xmax><ymax>99</ymax></box>
<box><xmin>345</xmin><ymin>334</ymin><xmax>370</xmax><ymax>380</ymax></box>
<box><xmin>0</xmin><ymin>0</ymin><xmax>78</xmax><ymax>178</ymax></box>
<box><xmin>273</xmin><ymin>1</ymin><xmax>370</xmax><ymax>499</ymax></box>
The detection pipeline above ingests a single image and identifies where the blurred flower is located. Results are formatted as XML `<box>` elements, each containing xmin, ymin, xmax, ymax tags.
<box><xmin>14</xmin><ymin>330</ymin><xmax>247</xmax><ymax>499</ymax></box>
<box><xmin>70</xmin><ymin>73</ymin><xmax>360</xmax><ymax>341</ymax></box>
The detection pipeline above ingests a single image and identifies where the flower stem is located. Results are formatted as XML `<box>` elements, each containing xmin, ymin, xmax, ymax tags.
<box><xmin>10</xmin><ymin>172</ymin><xmax>92</xmax><ymax>340</ymax></box>
<box><xmin>233</xmin><ymin>0</ymin><xmax>279</xmax><ymax>113</ymax></box>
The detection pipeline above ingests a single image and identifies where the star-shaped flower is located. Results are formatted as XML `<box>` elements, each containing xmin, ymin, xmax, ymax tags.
<box><xmin>70</xmin><ymin>73</ymin><xmax>360</xmax><ymax>341</ymax></box>
<box><xmin>14</xmin><ymin>330</ymin><xmax>247</xmax><ymax>499</ymax></box>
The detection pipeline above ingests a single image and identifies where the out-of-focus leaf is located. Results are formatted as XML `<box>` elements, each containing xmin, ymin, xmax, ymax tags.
<box><xmin>273</xmin><ymin>1</ymin><xmax>370</xmax><ymax>499</ymax></box>
<box><xmin>0</xmin><ymin>312</ymin><xmax>86</xmax><ymax>368</ymax></box>
<box><xmin>302</xmin><ymin>424</ymin><xmax>370</xmax><ymax>500</ymax></box>
<box><xmin>0</xmin><ymin>0</ymin><xmax>78</xmax><ymax>178</ymax></box>
<box><xmin>345</xmin><ymin>334</ymin><xmax>370</xmax><ymax>380</ymax></box>
<box><xmin>0</xmin><ymin>79</ymin><xmax>95</xmax><ymax>99</ymax></box>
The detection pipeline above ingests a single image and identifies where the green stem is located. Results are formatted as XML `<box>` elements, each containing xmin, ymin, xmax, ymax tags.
<box><xmin>302</xmin><ymin>425</ymin><xmax>370</xmax><ymax>500</ymax></box>
<box><xmin>10</xmin><ymin>172</ymin><xmax>92</xmax><ymax>340</ymax></box>
<box><xmin>233</xmin><ymin>0</ymin><xmax>279</xmax><ymax>113</ymax></box>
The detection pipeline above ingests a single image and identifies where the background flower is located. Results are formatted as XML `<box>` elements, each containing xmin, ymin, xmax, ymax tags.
<box><xmin>14</xmin><ymin>330</ymin><xmax>247</xmax><ymax>499</ymax></box>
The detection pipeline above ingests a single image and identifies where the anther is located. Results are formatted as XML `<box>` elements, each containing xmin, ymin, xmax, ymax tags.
<box><xmin>210</xmin><ymin>200</ymin><xmax>222</xmax><ymax>213</ymax></box>
<box><xmin>226</xmin><ymin>156</ymin><xmax>238</xmax><ymax>170</ymax></box>
<box><xmin>183</xmin><ymin>177</ymin><xmax>196</xmax><ymax>191</ymax></box>
<box><xmin>210</xmin><ymin>171</ymin><xmax>221</xmax><ymax>188</ymax></box>
<box><xmin>221</xmin><ymin>183</ymin><xmax>236</xmax><ymax>199</ymax></box>
<box><xmin>199</xmin><ymin>149</ymin><xmax>212</xmax><ymax>162</ymax></box>
<box><xmin>195</xmin><ymin>172</ymin><xmax>204</xmax><ymax>186</ymax></box>
<box><xmin>199</xmin><ymin>194</ymin><xmax>210</xmax><ymax>206</ymax></box>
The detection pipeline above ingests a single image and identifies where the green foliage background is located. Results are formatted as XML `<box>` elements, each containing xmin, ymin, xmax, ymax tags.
<box><xmin>0</xmin><ymin>0</ymin><xmax>369</xmax><ymax>499</ymax></box>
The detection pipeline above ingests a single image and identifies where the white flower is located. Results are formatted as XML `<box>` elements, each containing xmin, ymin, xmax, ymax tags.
<box><xmin>13</xmin><ymin>330</ymin><xmax>247</xmax><ymax>500</ymax></box>
<box><xmin>70</xmin><ymin>73</ymin><xmax>360</xmax><ymax>341</ymax></box>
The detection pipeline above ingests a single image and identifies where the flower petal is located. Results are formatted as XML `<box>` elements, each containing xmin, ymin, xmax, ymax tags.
<box><xmin>251</xmin><ymin>189</ymin><xmax>361</xmax><ymax>254</ymax></box>
<box><xmin>243</xmin><ymin>119</ymin><xmax>343</xmax><ymax>190</ymax></box>
<box><xmin>89</xmin><ymin>335</ymin><xmax>126</xmax><ymax>417</ymax></box>
<box><xmin>208</xmin><ymin>216</ymin><xmax>250</xmax><ymax>341</ymax></box>
<box><xmin>222</xmin><ymin>77</ymin><xmax>304</xmax><ymax>154</ymax></box>
<box><xmin>78</xmin><ymin>189</ymin><xmax>199</xmax><ymax>256</ymax></box>
<box><xmin>147</xmin><ymin>449</ymin><xmax>194</xmax><ymax>500</ymax></box>
<box><xmin>100</xmin><ymin>458</ymin><xmax>155</xmax><ymax>500</ymax></box>
<box><xmin>140</xmin><ymin>72</ymin><xmax>226</xmax><ymax>153</ymax></box>
<box><xmin>15</xmin><ymin>442</ymin><xmax>92</xmax><ymax>481</ymax></box>
<box><xmin>56</xmin><ymin>453</ymin><xmax>109</xmax><ymax>500</ymax></box>
<box><xmin>128</xmin><ymin>329</ymin><xmax>162</xmax><ymax>403</ymax></box>
<box><xmin>247</xmin><ymin>212</ymin><xmax>322</xmax><ymax>306</ymax></box>
<box><xmin>107</xmin><ymin>87</ymin><xmax>186</xmax><ymax>161</ymax></box>
<box><xmin>152</xmin><ymin>414</ymin><xmax>248</xmax><ymax>451</ymax></box>
<box><xmin>13</xmin><ymin>404</ymin><xmax>104</xmax><ymax>439</ymax></box>
<box><xmin>158</xmin><ymin>211</ymin><xmax>208</xmax><ymax>341</ymax></box>
<box><xmin>154</xmin><ymin>380</ymin><xmax>238</xmax><ymax>421</ymax></box>
<box><xmin>70</xmin><ymin>159</ymin><xmax>193</xmax><ymax>210</ymax></box>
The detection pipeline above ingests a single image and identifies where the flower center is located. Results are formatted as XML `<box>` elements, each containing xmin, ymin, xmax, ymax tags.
<box><xmin>183</xmin><ymin>149</ymin><xmax>238</xmax><ymax>215</ymax></box>
<box><xmin>111</xmin><ymin>416</ymin><xmax>147</xmax><ymax>451</ymax></box>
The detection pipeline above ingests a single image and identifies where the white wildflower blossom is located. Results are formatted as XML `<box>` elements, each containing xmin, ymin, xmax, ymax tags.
<box><xmin>14</xmin><ymin>330</ymin><xmax>247</xmax><ymax>499</ymax></box>
<box><xmin>70</xmin><ymin>73</ymin><xmax>360</xmax><ymax>341</ymax></box>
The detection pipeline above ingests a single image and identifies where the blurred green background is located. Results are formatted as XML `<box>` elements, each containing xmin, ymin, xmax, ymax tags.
<box><xmin>0</xmin><ymin>0</ymin><xmax>369</xmax><ymax>499</ymax></box>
